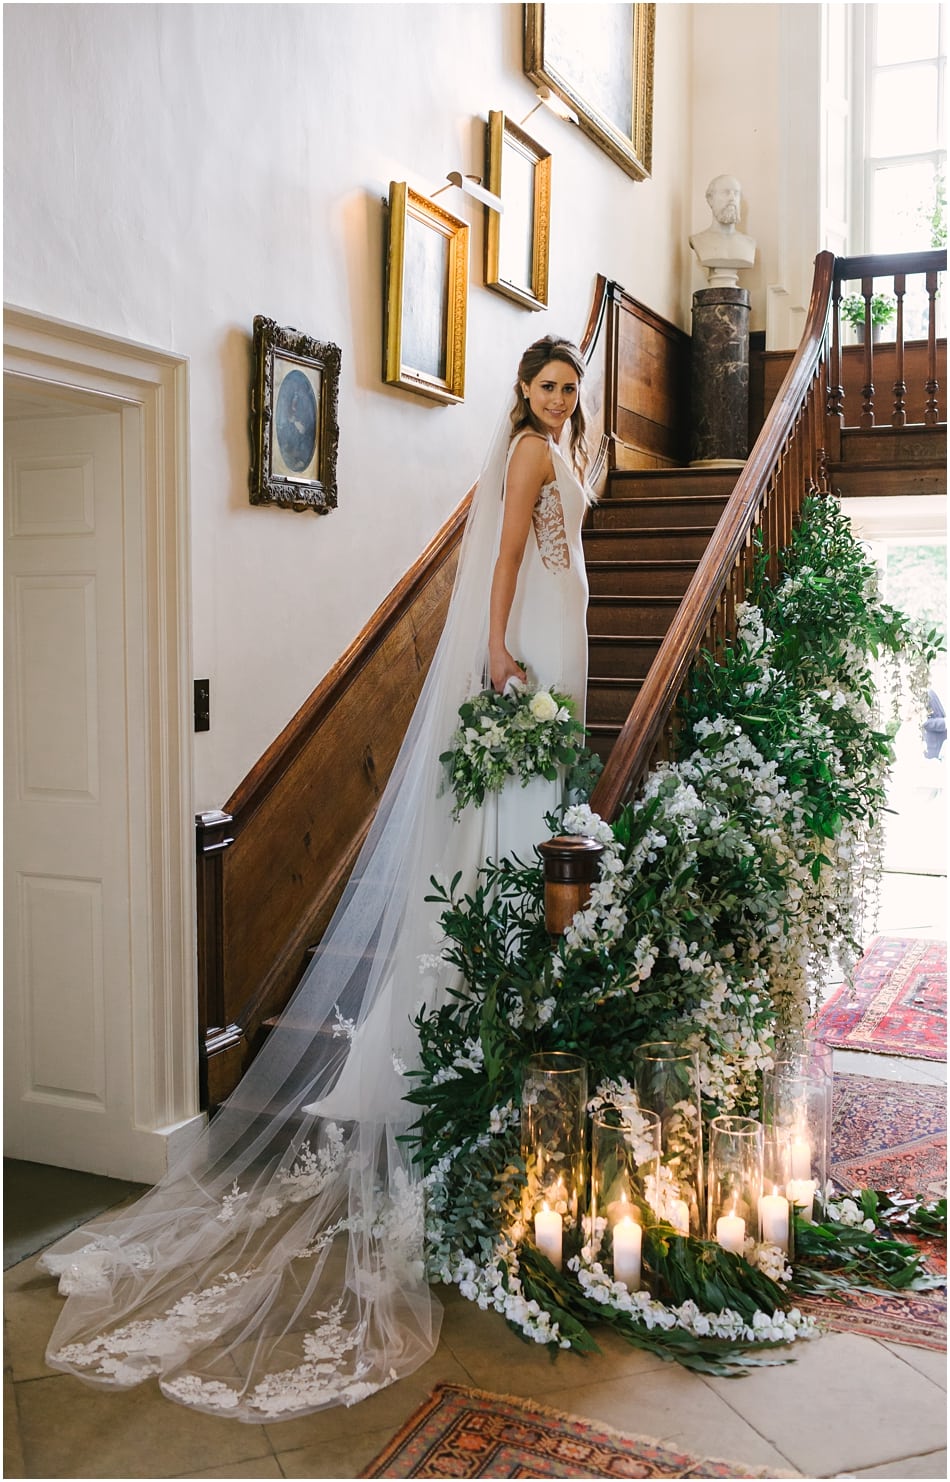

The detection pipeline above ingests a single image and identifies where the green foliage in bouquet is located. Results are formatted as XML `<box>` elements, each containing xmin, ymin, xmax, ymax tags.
<box><xmin>440</xmin><ymin>681</ymin><xmax>592</xmax><ymax>819</ymax></box>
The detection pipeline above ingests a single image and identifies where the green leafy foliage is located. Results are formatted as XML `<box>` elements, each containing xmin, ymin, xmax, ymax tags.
<box><xmin>440</xmin><ymin>682</ymin><xmax>592</xmax><ymax>818</ymax></box>
<box><xmin>409</xmin><ymin>493</ymin><xmax>941</xmax><ymax>1370</ymax></box>
<box><xmin>788</xmin><ymin>1193</ymin><xmax>945</xmax><ymax>1296</ymax></box>
<box><xmin>518</xmin><ymin>1243</ymin><xmax>793</xmax><ymax>1376</ymax></box>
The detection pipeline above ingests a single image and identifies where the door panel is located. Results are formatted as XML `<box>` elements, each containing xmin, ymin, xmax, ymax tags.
<box><xmin>4</xmin><ymin>410</ymin><xmax>136</xmax><ymax>1169</ymax></box>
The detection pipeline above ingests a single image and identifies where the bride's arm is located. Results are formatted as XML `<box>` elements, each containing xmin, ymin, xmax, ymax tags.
<box><xmin>488</xmin><ymin>434</ymin><xmax>554</xmax><ymax>692</ymax></box>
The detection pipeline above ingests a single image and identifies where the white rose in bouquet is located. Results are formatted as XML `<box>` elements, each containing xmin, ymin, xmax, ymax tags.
<box><xmin>528</xmin><ymin>690</ymin><xmax>559</xmax><ymax>722</ymax></box>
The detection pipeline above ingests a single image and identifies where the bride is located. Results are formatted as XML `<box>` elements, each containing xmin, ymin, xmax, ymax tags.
<box><xmin>39</xmin><ymin>336</ymin><xmax>593</xmax><ymax>1420</ymax></box>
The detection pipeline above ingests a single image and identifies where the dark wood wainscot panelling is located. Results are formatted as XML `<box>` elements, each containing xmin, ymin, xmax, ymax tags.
<box><xmin>196</xmin><ymin>273</ymin><xmax>692</xmax><ymax>1105</ymax></box>
<box><xmin>196</xmin><ymin>512</ymin><xmax>465</xmax><ymax>1106</ymax></box>
<box><xmin>599</xmin><ymin>281</ymin><xmax>691</xmax><ymax>471</ymax></box>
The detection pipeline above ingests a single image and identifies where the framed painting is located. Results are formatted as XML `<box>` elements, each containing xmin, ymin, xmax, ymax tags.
<box><xmin>485</xmin><ymin>110</ymin><xmax>551</xmax><ymax>311</ymax></box>
<box><xmin>249</xmin><ymin>317</ymin><xmax>341</xmax><ymax>513</ymax></box>
<box><xmin>524</xmin><ymin>3</ymin><xmax>655</xmax><ymax>182</ymax></box>
<box><xmin>384</xmin><ymin>182</ymin><xmax>469</xmax><ymax>404</ymax></box>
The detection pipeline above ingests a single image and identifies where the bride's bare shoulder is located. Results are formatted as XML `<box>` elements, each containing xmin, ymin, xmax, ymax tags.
<box><xmin>508</xmin><ymin>430</ymin><xmax>555</xmax><ymax>484</ymax></box>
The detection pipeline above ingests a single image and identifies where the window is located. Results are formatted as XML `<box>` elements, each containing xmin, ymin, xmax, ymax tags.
<box><xmin>861</xmin><ymin>3</ymin><xmax>946</xmax><ymax>253</ymax></box>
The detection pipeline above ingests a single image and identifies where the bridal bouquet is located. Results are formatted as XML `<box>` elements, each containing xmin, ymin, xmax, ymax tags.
<box><xmin>441</xmin><ymin>678</ymin><xmax>587</xmax><ymax>819</ymax></box>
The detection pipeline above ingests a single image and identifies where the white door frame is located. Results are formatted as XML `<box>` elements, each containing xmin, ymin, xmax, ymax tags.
<box><xmin>4</xmin><ymin>305</ymin><xmax>203</xmax><ymax>1179</ymax></box>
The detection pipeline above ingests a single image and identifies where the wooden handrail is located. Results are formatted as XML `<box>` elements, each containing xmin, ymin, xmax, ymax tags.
<box><xmin>833</xmin><ymin>248</ymin><xmax>947</xmax><ymax>282</ymax></box>
<box><xmin>589</xmin><ymin>250</ymin><xmax>837</xmax><ymax>820</ymax></box>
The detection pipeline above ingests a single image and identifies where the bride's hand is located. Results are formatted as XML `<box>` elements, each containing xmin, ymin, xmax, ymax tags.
<box><xmin>490</xmin><ymin>650</ymin><xmax>526</xmax><ymax>693</ymax></box>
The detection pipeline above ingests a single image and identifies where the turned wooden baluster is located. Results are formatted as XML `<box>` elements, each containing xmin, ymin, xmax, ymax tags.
<box><xmin>892</xmin><ymin>273</ymin><xmax>906</xmax><ymax>427</ymax></box>
<box><xmin>766</xmin><ymin>471</ymin><xmax>780</xmax><ymax>583</ymax></box>
<box><xmin>827</xmin><ymin>276</ymin><xmax>844</xmax><ymax>459</ymax></box>
<box><xmin>860</xmin><ymin>276</ymin><xmax>875</xmax><ymax>428</ymax></box>
<box><xmin>924</xmin><ymin>268</ymin><xmax>940</xmax><ymax>426</ymax></box>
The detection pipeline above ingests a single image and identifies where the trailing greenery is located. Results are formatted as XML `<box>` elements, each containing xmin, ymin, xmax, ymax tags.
<box><xmin>405</xmin><ymin>494</ymin><xmax>942</xmax><ymax>1372</ymax></box>
<box><xmin>788</xmin><ymin>1189</ymin><xmax>945</xmax><ymax>1297</ymax></box>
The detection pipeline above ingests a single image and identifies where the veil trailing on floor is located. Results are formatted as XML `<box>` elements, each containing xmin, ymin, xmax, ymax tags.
<box><xmin>39</xmin><ymin>404</ymin><xmax>578</xmax><ymax>1421</ymax></box>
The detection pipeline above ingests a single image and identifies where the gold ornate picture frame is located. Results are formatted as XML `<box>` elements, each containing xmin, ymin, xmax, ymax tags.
<box><xmin>485</xmin><ymin>111</ymin><xmax>551</xmax><ymax>312</ymax></box>
<box><xmin>524</xmin><ymin>3</ymin><xmax>655</xmax><ymax>183</ymax></box>
<box><xmin>384</xmin><ymin>182</ymin><xmax>469</xmax><ymax>404</ymax></box>
<box><xmin>249</xmin><ymin>317</ymin><xmax>341</xmax><ymax>513</ymax></box>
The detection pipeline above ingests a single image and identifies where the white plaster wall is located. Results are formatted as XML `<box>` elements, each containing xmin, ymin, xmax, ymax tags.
<box><xmin>4</xmin><ymin>1</ymin><xmax>695</xmax><ymax>805</ymax></box>
<box><xmin>688</xmin><ymin>3</ymin><xmax>822</xmax><ymax>349</ymax></box>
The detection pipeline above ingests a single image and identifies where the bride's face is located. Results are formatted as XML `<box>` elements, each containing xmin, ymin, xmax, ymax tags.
<box><xmin>522</xmin><ymin>359</ymin><xmax>579</xmax><ymax>438</ymax></box>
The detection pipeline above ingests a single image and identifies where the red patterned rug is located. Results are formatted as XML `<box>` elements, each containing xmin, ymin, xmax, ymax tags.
<box><xmin>812</xmin><ymin>936</ymin><xmax>946</xmax><ymax>1060</ymax></box>
<box><xmin>361</xmin><ymin>1383</ymin><xmax>789</xmax><ymax>1478</ymax></box>
<box><xmin>798</xmin><ymin>1072</ymin><xmax>947</xmax><ymax>1350</ymax></box>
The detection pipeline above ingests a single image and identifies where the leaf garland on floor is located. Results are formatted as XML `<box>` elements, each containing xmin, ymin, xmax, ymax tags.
<box><xmin>788</xmin><ymin>1191</ymin><xmax>947</xmax><ymax>1298</ymax></box>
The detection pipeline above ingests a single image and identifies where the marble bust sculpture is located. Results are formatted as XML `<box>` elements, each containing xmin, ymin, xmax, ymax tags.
<box><xmin>689</xmin><ymin>175</ymin><xmax>757</xmax><ymax>288</ymax></box>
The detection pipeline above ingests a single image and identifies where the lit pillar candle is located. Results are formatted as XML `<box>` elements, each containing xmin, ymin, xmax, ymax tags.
<box><xmin>758</xmin><ymin>1187</ymin><xmax>790</xmax><ymax>1251</ymax></box>
<box><xmin>716</xmin><ymin>1205</ymin><xmax>746</xmax><ymax>1254</ymax></box>
<box><xmin>786</xmin><ymin>1177</ymin><xmax>817</xmax><ymax>1223</ymax></box>
<box><xmin>612</xmin><ymin>1215</ymin><xmax>642</xmax><ymax>1289</ymax></box>
<box><xmin>670</xmin><ymin>1198</ymin><xmax>690</xmax><ymax>1236</ymax></box>
<box><xmin>534</xmin><ymin>1203</ymin><xmax>562</xmax><ymax>1270</ymax></box>
<box><xmin>790</xmin><ymin>1135</ymin><xmax>812</xmax><ymax>1180</ymax></box>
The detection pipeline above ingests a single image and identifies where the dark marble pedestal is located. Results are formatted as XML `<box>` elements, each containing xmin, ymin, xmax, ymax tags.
<box><xmin>690</xmin><ymin>287</ymin><xmax>750</xmax><ymax>465</ymax></box>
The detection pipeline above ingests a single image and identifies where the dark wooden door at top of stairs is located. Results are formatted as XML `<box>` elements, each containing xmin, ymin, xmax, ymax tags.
<box><xmin>583</xmin><ymin>467</ymin><xmax>737</xmax><ymax>763</ymax></box>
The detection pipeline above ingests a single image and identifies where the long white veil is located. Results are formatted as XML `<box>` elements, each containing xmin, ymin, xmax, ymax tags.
<box><xmin>38</xmin><ymin>407</ymin><xmax>536</xmax><ymax>1420</ymax></box>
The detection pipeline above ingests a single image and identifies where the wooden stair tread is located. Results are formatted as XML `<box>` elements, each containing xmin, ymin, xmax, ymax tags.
<box><xmin>829</xmin><ymin>456</ymin><xmax>946</xmax><ymax>471</ymax></box>
<box><xmin>588</xmin><ymin>594</ymin><xmax>681</xmax><ymax>604</ymax></box>
<box><xmin>584</xmin><ymin>525</ymin><xmax>716</xmax><ymax>538</ymax></box>
<box><xmin>585</xmin><ymin>558</ymin><xmax>700</xmax><ymax>569</ymax></box>
<box><xmin>608</xmin><ymin>467</ymin><xmax>737</xmax><ymax>485</ymax></box>
<box><xmin>588</xmin><ymin>632</ymin><xmax>663</xmax><ymax>640</ymax></box>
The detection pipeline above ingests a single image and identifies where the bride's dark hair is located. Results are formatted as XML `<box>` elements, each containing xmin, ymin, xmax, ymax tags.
<box><xmin>510</xmin><ymin>335</ymin><xmax>589</xmax><ymax>474</ymax></box>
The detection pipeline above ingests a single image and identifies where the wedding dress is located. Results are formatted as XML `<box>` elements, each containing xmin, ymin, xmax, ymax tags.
<box><xmin>38</xmin><ymin>420</ymin><xmax>590</xmax><ymax>1421</ymax></box>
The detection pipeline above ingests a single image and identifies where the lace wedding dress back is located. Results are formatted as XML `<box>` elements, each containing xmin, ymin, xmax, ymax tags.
<box><xmin>38</xmin><ymin>420</ymin><xmax>591</xmax><ymax>1421</ymax></box>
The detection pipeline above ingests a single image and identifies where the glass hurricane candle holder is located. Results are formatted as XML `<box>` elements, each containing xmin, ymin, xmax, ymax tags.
<box><xmin>762</xmin><ymin>1051</ymin><xmax>829</xmax><ymax>1225</ymax></box>
<box><xmin>589</xmin><ymin>1105</ymin><xmax>661</xmax><ymax>1290</ymax></box>
<box><xmin>633</xmin><ymin>1042</ymin><xmax>704</xmax><ymax>1236</ymax></box>
<box><xmin>706</xmin><ymin>1115</ymin><xmax>764</xmax><ymax>1253</ymax></box>
<box><xmin>521</xmin><ymin>1052</ymin><xmax>588</xmax><ymax>1261</ymax></box>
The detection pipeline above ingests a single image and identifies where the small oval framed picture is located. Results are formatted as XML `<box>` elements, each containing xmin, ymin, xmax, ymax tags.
<box><xmin>250</xmin><ymin>317</ymin><xmax>341</xmax><ymax>513</ymax></box>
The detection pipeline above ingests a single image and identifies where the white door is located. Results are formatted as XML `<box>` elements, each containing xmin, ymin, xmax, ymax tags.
<box><xmin>4</xmin><ymin>402</ymin><xmax>144</xmax><ymax>1174</ymax></box>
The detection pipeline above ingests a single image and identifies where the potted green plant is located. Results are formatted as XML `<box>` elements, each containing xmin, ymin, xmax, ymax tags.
<box><xmin>839</xmin><ymin>292</ymin><xmax>897</xmax><ymax>342</ymax></box>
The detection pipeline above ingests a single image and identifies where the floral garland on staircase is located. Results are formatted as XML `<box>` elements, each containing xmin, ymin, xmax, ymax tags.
<box><xmin>406</xmin><ymin>495</ymin><xmax>944</xmax><ymax>1375</ymax></box>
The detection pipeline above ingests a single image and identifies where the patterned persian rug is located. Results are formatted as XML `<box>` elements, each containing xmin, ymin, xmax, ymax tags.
<box><xmin>812</xmin><ymin>936</ymin><xmax>946</xmax><ymax>1060</ymax></box>
<box><xmin>797</xmin><ymin>1072</ymin><xmax>947</xmax><ymax>1349</ymax></box>
<box><xmin>360</xmin><ymin>1383</ymin><xmax>788</xmax><ymax>1479</ymax></box>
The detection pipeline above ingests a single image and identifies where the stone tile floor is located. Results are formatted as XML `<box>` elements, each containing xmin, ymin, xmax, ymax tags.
<box><xmin>5</xmin><ymin>872</ymin><xmax>946</xmax><ymax>1480</ymax></box>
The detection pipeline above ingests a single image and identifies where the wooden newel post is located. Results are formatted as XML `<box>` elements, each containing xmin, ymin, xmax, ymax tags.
<box><xmin>538</xmin><ymin>834</ymin><xmax>605</xmax><ymax>937</ymax></box>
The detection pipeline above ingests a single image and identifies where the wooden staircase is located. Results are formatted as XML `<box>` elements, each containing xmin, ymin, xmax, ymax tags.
<box><xmin>196</xmin><ymin>249</ymin><xmax>945</xmax><ymax>1108</ymax></box>
<box><xmin>583</xmin><ymin>468</ymin><xmax>734</xmax><ymax>765</ymax></box>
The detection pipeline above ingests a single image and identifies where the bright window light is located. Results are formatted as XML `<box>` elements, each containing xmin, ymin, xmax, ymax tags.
<box><xmin>864</xmin><ymin>2</ymin><xmax>946</xmax><ymax>253</ymax></box>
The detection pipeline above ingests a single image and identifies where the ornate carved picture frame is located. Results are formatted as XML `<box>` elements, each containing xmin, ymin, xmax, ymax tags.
<box><xmin>485</xmin><ymin>110</ymin><xmax>551</xmax><ymax>312</ymax></box>
<box><xmin>524</xmin><ymin>3</ymin><xmax>655</xmax><ymax>183</ymax></box>
<box><xmin>384</xmin><ymin>182</ymin><xmax>468</xmax><ymax>404</ymax></box>
<box><xmin>250</xmin><ymin>318</ymin><xmax>341</xmax><ymax>513</ymax></box>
